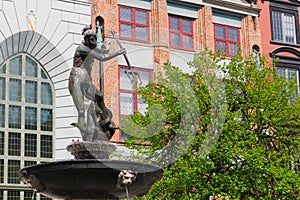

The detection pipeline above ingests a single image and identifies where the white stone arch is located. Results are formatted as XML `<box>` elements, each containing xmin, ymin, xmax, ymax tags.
<box><xmin>0</xmin><ymin>31</ymin><xmax>81</xmax><ymax>159</ymax></box>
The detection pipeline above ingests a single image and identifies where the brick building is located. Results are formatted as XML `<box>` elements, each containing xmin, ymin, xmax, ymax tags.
<box><xmin>91</xmin><ymin>0</ymin><xmax>261</xmax><ymax>141</ymax></box>
<box><xmin>257</xmin><ymin>0</ymin><xmax>300</xmax><ymax>92</ymax></box>
<box><xmin>0</xmin><ymin>0</ymin><xmax>262</xmax><ymax>199</ymax></box>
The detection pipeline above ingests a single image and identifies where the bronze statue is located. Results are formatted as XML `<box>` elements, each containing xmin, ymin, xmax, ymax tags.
<box><xmin>69</xmin><ymin>25</ymin><xmax>125</xmax><ymax>141</ymax></box>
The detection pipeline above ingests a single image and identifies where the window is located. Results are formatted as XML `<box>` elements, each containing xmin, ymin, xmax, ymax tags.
<box><xmin>0</xmin><ymin>159</ymin><xmax>4</xmax><ymax>183</ymax></box>
<box><xmin>7</xmin><ymin>190</ymin><xmax>20</xmax><ymax>200</ymax></box>
<box><xmin>119</xmin><ymin>5</ymin><xmax>150</xmax><ymax>41</ymax></box>
<box><xmin>169</xmin><ymin>15</ymin><xmax>193</xmax><ymax>50</ymax></box>
<box><xmin>25</xmin><ymin>134</ymin><xmax>37</xmax><ymax>157</ymax></box>
<box><xmin>214</xmin><ymin>23</ymin><xmax>240</xmax><ymax>56</ymax></box>
<box><xmin>0</xmin><ymin>54</ymin><xmax>54</xmax><ymax>199</ymax></box>
<box><xmin>41</xmin><ymin>135</ymin><xmax>53</xmax><ymax>158</ymax></box>
<box><xmin>8</xmin><ymin>160</ymin><xmax>20</xmax><ymax>184</ymax></box>
<box><xmin>271</xmin><ymin>6</ymin><xmax>299</xmax><ymax>44</ymax></box>
<box><xmin>24</xmin><ymin>191</ymin><xmax>36</xmax><ymax>200</ymax></box>
<box><xmin>276</xmin><ymin>67</ymin><xmax>299</xmax><ymax>98</ymax></box>
<box><xmin>119</xmin><ymin>66</ymin><xmax>152</xmax><ymax>139</ymax></box>
<box><xmin>0</xmin><ymin>132</ymin><xmax>4</xmax><ymax>155</ymax></box>
<box><xmin>8</xmin><ymin>132</ymin><xmax>21</xmax><ymax>156</ymax></box>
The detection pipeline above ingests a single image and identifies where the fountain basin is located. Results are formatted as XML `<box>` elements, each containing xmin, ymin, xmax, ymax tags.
<box><xmin>19</xmin><ymin>159</ymin><xmax>163</xmax><ymax>199</ymax></box>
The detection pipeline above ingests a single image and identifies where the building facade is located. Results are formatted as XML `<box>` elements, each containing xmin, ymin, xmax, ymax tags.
<box><xmin>91</xmin><ymin>0</ymin><xmax>261</xmax><ymax>141</ymax></box>
<box><xmin>0</xmin><ymin>0</ymin><xmax>92</xmax><ymax>199</ymax></box>
<box><xmin>257</xmin><ymin>0</ymin><xmax>300</xmax><ymax>92</ymax></box>
<box><xmin>0</xmin><ymin>0</ymin><xmax>264</xmax><ymax>199</ymax></box>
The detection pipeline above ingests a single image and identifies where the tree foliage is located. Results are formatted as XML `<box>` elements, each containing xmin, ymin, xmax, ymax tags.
<box><xmin>124</xmin><ymin>51</ymin><xmax>300</xmax><ymax>199</ymax></box>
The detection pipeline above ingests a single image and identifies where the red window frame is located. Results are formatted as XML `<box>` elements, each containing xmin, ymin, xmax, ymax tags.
<box><xmin>118</xmin><ymin>5</ymin><xmax>150</xmax><ymax>42</ymax></box>
<box><xmin>118</xmin><ymin>66</ymin><xmax>152</xmax><ymax>140</ymax></box>
<box><xmin>213</xmin><ymin>23</ymin><xmax>240</xmax><ymax>57</ymax></box>
<box><xmin>169</xmin><ymin>15</ymin><xmax>194</xmax><ymax>50</ymax></box>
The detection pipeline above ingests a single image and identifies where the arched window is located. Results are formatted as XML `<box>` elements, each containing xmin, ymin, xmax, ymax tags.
<box><xmin>0</xmin><ymin>54</ymin><xmax>54</xmax><ymax>200</ymax></box>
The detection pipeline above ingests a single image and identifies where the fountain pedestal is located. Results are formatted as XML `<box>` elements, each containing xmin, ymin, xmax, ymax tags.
<box><xmin>19</xmin><ymin>141</ymin><xmax>163</xmax><ymax>200</ymax></box>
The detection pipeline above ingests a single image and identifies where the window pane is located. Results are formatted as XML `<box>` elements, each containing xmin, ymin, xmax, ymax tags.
<box><xmin>120</xmin><ymin>68</ymin><xmax>134</xmax><ymax>90</ymax></box>
<box><xmin>0</xmin><ymin>77</ymin><xmax>5</xmax><ymax>100</ymax></box>
<box><xmin>41</xmin><ymin>135</ymin><xmax>53</xmax><ymax>158</ymax></box>
<box><xmin>0</xmin><ymin>64</ymin><xmax>6</xmax><ymax>74</ymax></box>
<box><xmin>120</xmin><ymin>23</ymin><xmax>133</xmax><ymax>38</ymax></box>
<box><xmin>25</xmin><ymin>80</ymin><xmax>37</xmax><ymax>103</ymax></box>
<box><xmin>136</xmin><ymin>26</ymin><xmax>148</xmax><ymax>41</ymax></box>
<box><xmin>24</xmin><ymin>191</ymin><xmax>36</xmax><ymax>200</ymax></box>
<box><xmin>41</xmin><ymin>82</ymin><xmax>53</xmax><ymax>105</ymax></box>
<box><xmin>8</xmin><ymin>160</ymin><xmax>20</xmax><ymax>183</ymax></box>
<box><xmin>7</xmin><ymin>190</ymin><xmax>20</xmax><ymax>200</ymax></box>
<box><xmin>287</xmin><ymin>68</ymin><xmax>298</xmax><ymax>82</ymax></box>
<box><xmin>170</xmin><ymin>33</ymin><xmax>180</xmax><ymax>47</ymax></box>
<box><xmin>0</xmin><ymin>132</ymin><xmax>4</xmax><ymax>155</ymax></box>
<box><xmin>276</xmin><ymin>67</ymin><xmax>285</xmax><ymax>78</ymax></box>
<box><xmin>9</xmin><ymin>55</ymin><xmax>22</xmax><ymax>75</ymax></box>
<box><xmin>229</xmin><ymin>43</ymin><xmax>239</xmax><ymax>56</ymax></box>
<box><xmin>25</xmin><ymin>133</ymin><xmax>37</xmax><ymax>157</ymax></box>
<box><xmin>138</xmin><ymin>95</ymin><xmax>147</xmax><ymax>115</ymax></box>
<box><xmin>136</xmin><ymin>9</ymin><xmax>148</xmax><ymax>24</ymax></box>
<box><xmin>228</xmin><ymin>27</ymin><xmax>238</xmax><ymax>41</ymax></box>
<box><xmin>41</xmin><ymin>109</ymin><xmax>53</xmax><ymax>131</ymax></box>
<box><xmin>215</xmin><ymin>25</ymin><xmax>226</xmax><ymax>39</ymax></box>
<box><xmin>41</xmin><ymin>69</ymin><xmax>48</xmax><ymax>79</ymax></box>
<box><xmin>120</xmin><ymin>7</ymin><xmax>132</xmax><ymax>22</ymax></box>
<box><xmin>216</xmin><ymin>40</ymin><xmax>226</xmax><ymax>54</ymax></box>
<box><xmin>24</xmin><ymin>160</ymin><xmax>37</xmax><ymax>167</ymax></box>
<box><xmin>272</xmin><ymin>11</ymin><xmax>283</xmax><ymax>41</ymax></box>
<box><xmin>183</xmin><ymin>35</ymin><xmax>193</xmax><ymax>49</ymax></box>
<box><xmin>25</xmin><ymin>56</ymin><xmax>37</xmax><ymax>77</ymax></box>
<box><xmin>0</xmin><ymin>104</ymin><xmax>5</xmax><ymax>127</ymax></box>
<box><xmin>9</xmin><ymin>78</ymin><xmax>22</xmax><ymax>101</ymax></box>
<box><xmin>138</xmin><ymin>70</ymin><xmax>151</xmax><ymax>87</ymax></box>
<box><xmin>284</xmin><ymin>13</ymin><xmax>295</xmax><ymax>43</ymax></box>
<box><xmin>0</xmin><ymin>159</ymin><xmax>3</xmax><ymax>183</ymax></box>
<box><xmin>182</xmin><ymin>19</ymin><xmax>192</xmax><ymax>33</ymax></box>
<box><xmin>25</xmin><ymin>107</ymin><xmax>37</xmax><ymax>130</ymax></box>
<box><xmin>9</xmin><ymin>105</ymin><xmax>21</xmax><ymax>129</ymax></box>
<box><xmin>8</xmin><ymin>132</ymin><xmax>21</xmax><ymax>156</ymax></box>
<box><xmin>170</xmin><ymin>16</ymin><xmax>180</xmax><ymax>31</ymax></box>
<box><xmin>120</xmin><ymin>92</ymin><xmax>134</xmax><ymax>115</ymax></box>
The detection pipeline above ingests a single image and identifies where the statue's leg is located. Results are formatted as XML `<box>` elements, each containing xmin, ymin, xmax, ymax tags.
<box><xmin>86</xmin><ymin>103</ymin><xmax>96</xmax><ymax>141</ymax></box>
<box><xmin>71</xmin><ymin>77</ymin><xmax>86</xmax><ymax>135</ymax></box>
<box><xmin>80</xmin><ymin>81</ymin><xmax>113</xmax><ymax>126</ymax></box>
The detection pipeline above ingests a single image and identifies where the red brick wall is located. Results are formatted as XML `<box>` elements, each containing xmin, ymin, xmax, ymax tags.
<box><xmin>91</xmin><ymin>0</ymin><xmax>261</xmax><ymax>141</ymax></box>
<box><xmin>241</xmin><ymin>15</ymin><xmax>261</xmax><ymax>58</ymax></box>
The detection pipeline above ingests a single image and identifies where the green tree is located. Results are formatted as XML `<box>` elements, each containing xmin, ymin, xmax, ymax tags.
<box><xmin>123</xmin><ymin>51</ymin><xmax>300</xmax><ymax>199</ymax></box>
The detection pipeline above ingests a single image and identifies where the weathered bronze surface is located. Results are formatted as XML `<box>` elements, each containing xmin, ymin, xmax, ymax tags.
<box><xmin>19</xmin><ymin>25</ymin><xmax>163</xmax><ymax>200</ymax></box>
<box><xmin>19</xmin><ymin>160</ymin><xmax>163</xmax><ymax>199</ymax></box>
<box><xmin>69</xmin><ymin>25</ymin><xmax>124</xmax><ymax>142</ymax></box>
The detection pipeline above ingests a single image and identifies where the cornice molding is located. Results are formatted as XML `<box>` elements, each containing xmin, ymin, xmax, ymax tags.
<box><xmin>203</xmin><ymin>0</ymin><xmax>260</xmax><ymax>16</ymax></box>
<box><xmin>271</xmin><ymin>0</ymin><xmax>300</xmax><ymax>7</ymax></box>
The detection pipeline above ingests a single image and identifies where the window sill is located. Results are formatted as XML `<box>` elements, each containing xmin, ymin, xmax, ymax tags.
<box><xmin>119</xmin><ymin>37</ymin><xmax>151</xmax><ymax>44</ymax></box>
<box><xmin>270</xmin><ymin>40</ymin><xmax>300</xmax><ymax>48</ymax></box>
<box><xmin>170</xmin><ymin>46</ymin><xmax>196</xmax><ymax>53</ymax></box>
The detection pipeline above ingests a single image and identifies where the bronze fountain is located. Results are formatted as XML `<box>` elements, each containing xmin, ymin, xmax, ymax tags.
<box><xmin>19</xmin><ymin>24</ymin><xmax>163</xmax><ymax>200</ymax></box>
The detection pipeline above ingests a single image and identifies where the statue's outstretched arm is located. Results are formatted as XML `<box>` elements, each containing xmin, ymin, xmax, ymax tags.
<box><xmin>91</xmin><ymin>48</ymin><xmax>125</xmax><ymax>61</ymax></box>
